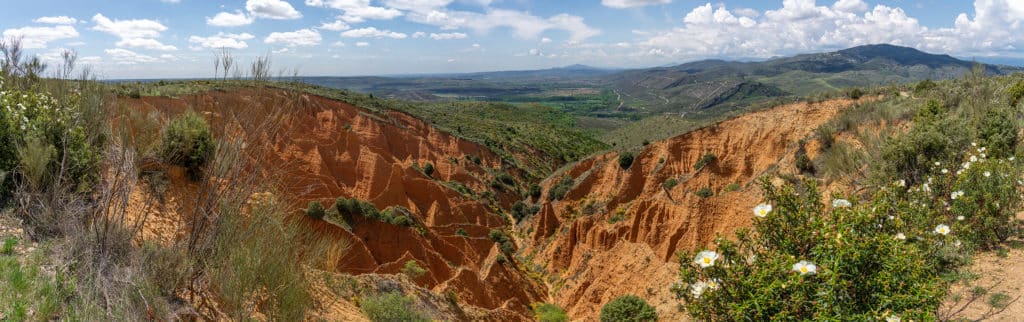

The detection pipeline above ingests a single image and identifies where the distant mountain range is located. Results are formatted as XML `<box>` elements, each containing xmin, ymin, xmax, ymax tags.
<box><xmin>297</xmin><ymin>44</ymin><xmax>1021</xmax><ymax>118</ymax></box>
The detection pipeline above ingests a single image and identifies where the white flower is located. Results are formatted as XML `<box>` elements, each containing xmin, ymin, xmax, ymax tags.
<box><xmin>969</xmin><ymin>156</ymin><xmax>978</xmax><ymax>163</ymax></box>
<box><xmin>935</xmin><ymin>224</ymin><xmax>951</xmax><ymax>235</ymax></box>
<box><xmin>934</xmin><ymin>161</ymin><xmax>941</xmax><ymax>166</ymax></box>
<box><xmin>950</xmin><ymin>191</ymin><xmax>964</xmax><ymax>200</ymax></box>
<box><xmin>690</xmin><ymin>281</ymin><xmax>708</xmax><ymax>298</ymax></box>
<box><xmin>895</xmin><ymin>233</ymin><xmax>907</xmax><ymax>240</ymax></box>
<box><xmin>888</xmin><ymin>215</ymin><xmax>895</xmax><ymax>220</ymax></box>
<box><xmin>753</xmin><ymin>203</ymin><xmax>772</xmax><ymax>218</ymax></box>
<box><xmin>886</xmin><ymin>315</ymin><xmax>902</xmax><ymax>322</ymax></box>
<box><xmin>963</xmin><ymin>162</ymin><xmax>972</xmax><ymax>169</ymax></box>
<box><xmin>957</xmin><ymin>215</ymin><xmax>965</xmax><ymax>221</ymax></box>
<box><xmin>980</xmin><ymin>153</ymin><xmax>987</xmax><ymax>159</ymax></box>
<box><xmin>954</xmin><ymin>240</ymin><xmax>962</xmax><ymax>247</ymax></box>
<box><xmin>895</xmin><ymin>179</ymin><xmax>906</xmax><ymax>187</ymax></box>
<box><xmin>694</xmin><ymin>250</ymin><xmax>719</xmax><ymax>268</ymax></box>
<box><xmin>832</xmin><ymin>199</ymin><xmax>852</xmax><ymax>208</ymax></box>
<box><xmin>941</xmin><ymin>168</ymin><xmax>949</xmax><ymax>174</ymax></box>
<box><xmin>792</xmin><ymin>260</ymin><xmax>818</xmax><ymax>276</ymax></box>
<box><xmin>984</xmin><ymin>171</ymin><xmax>991</xmax><ymax>178</ymax></box>
<box><xmin>972</xmin><ymin>142</ymin><xmax>978</xmax><ymax>147</ymax></box>
<box><xmin>922</xmin><ymin>183</ymin><xmax>931</xmax><ymax>192</ymax></box>
<box><xmin>980</xmin><ymin>147</ymin><xmax>987</xmax><ymax>152</ymax></box>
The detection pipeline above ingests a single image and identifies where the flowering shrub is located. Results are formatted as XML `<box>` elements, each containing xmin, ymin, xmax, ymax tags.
<box><xmin>675</xmin><ymin>143</ymin><xmax>1023</xmax><ymax>319</ymax></box>
<box><xmin>674</xmin><ymin>178</ymin><xmax>946</xmax><ymax>320</ymax></box>
<box><xmin>0</xmin><ymin>81</ymin><xmax>99</xmax><ymax>197</ymax></box>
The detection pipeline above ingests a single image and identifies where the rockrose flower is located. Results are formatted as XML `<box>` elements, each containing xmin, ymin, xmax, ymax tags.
<box><xmin>694</xmin><ymin>250</ymin><xmax>719</xmax><ymax>268</ymax></box>
<box><xmin>832</xmin><ymin>199</ymin><xmax>852</xmax><ymax>208</ymax></box>
<box><xmin>792</xmin><ymin>260</ymin><xmax>817</xmax><ymax>276</ymax></box>
<box><xmin>753</xmin><ymin>203</ymin><xmax>772</xmax><ymax>218</ymax></box>
<box><xmin>935</xmin><ymin>224</ymin><xmax>950</xmax><ymax>235</ymax></box>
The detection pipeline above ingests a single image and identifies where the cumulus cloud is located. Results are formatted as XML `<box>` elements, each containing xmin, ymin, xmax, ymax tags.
<box><xmin>207</xmin><ymin>11</ymin><xmax>255</xmax><ymax>26</ymax></box>
<box><xmin>264</xmin><ymin>29</ymin><xmax>322</xmax><ymax>46</ymax></box>
<box><xmin>33</xmin><ymin>16</ymin><xmax>78</xmax><ymax>25</ymax></box>
<box><xmin>189</xmin><ymin>32</ymin><xmax>255</xmax><ymax>50</ymax></box>
<box><xmin>2</xmin><ymin>25</ymin><xmax>79</xmax><ymax>49</ymax></box>
<box><xmin>116</xmin><ymin>38</ymin><xmax>177</xmax><ymax>51</ymax></box>
<box><xmin>632</xmin><ymin>0</ymin><xmax>1024</xmax><ymax>61</ymax></box>
<box><xmin>304</xmin><ymin>0</ymin><xmax>402</xmax><ymax>23</ymax></box>
<box><xmin>92</xmin><ymin>14</ymin><xmax>167</xmax><ymax>39</ymax></box>
<box><xmin>601</xmin><ymin>0</ymin><xmax>671</xmax><ymax>9</ymax></box>
<box><xmin>318</xmin><ymin>20</ymin><xmax>350</xmax><ymax>31</ymax></box>
<box><xmin>105</xmin><ymin>48</ymin><xmax>160</xmax><ymax>64</ymax></box>
<box><xmin>355</xmin><ymin>41</ymin><xmax>370</xmax><ymax>47</ymax></box>
<box><xmin>382</xmin><ymin>0</ymin><xmax>453</xmax><ymax>13</ymax></box>
<box><xmin>341</xmin><ymin>27</ymin><xmax>407</xmax><ymax>39</ymax></box>
<box><xmin>407</xmin><ymin>9</ymin><xmax>600</xmax><ymax>42</ymax></box>
<box><xmin>429</xmin><ymin>32</ymin><xmax>466</xmax><ymax>40</ymax></box>
<box><xmin>246</xmin><ymin>0</ymin><xmax>303</xmax><ymax>20</ymax></box>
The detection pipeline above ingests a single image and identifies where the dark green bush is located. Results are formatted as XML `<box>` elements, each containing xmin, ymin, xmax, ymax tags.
<box><xmin>360</xmin><ymin>292</ymin><xmax>428</xmax><ymax>322</ymax></box>
<box><xmin>496</xmin><ymin>172</ymin><xmax>515</xmax><ymax>186</ymax></box>
<box><xmin>846</xmin><ymin>88</ymin><xmax>864</xmax><ymax>99</ymax></box>
<box><xmin>618</xmin><ymin>152</ymin><xmax>635</xmax><ymax>170</ymax></box>
<box><xmin>455</xmin><ymin>228</ymin><xmax>468</xmax><ymax>236</ymax></box>
<box><xmin>549</xmin><ymin>177</ymin><xmax>574</xmax><ymax>201</ymax></box>
<box><xmin>488</xmin><ymin>229</ymin><xmax>515</xmax><ymax>254</ymax></box>
<box><xmin>305</xmin><ymin>201</ymin><xmax>325</xmax><ymax>220</ymax></box>
<box><xmin>977</xmin><ymin>107</ymin><xmax>1017</xmax><ymax>159</ymax></box>
<box><xmin>914</xmin><ymin>79</ymin><xmax>937</xmax><ymax>94</ymax></box>
<box><xmin>1007</xmin><ymin>79</ymin><xmax>1024</xmax><ymax>106</ymax></box>
<box><xmin>663</xmin><ymin>178</ymin><xmax>679</xmax><ymax>190</ymax></box>
<box><xmin>694</xmin><ymin>153</ymin><xmax>717</xmax><ymax>171</ymax></box>
<box><xmin>160</xmin><ymin>110</ymin><xmax>215</xmax><ymax>174</ymax></box>
<box><xmin>533</xmin><ymin>303</ymin><xmax>569</xmax><ymax>322</ymax></box>
<box><xmin>528</xmin><ymin>184</ymin><xmax>542</xmax><ymax>199</ymax></box>
<box><xmin>422</xmin><ymin>163</ymin><xmax>435</xmax><ymax>177</ymax></box>
<box><xmin>695</xmin><ymin>187</ymin><xmax>713</xmax><ymax>198</ymax></box>
<box><xmin>600</xmin><ymin>295</ymin><xmax>657</xmax><ymax>322</ymax></box>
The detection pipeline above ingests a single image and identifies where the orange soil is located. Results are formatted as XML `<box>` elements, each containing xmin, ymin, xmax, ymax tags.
<box><xmin>524</xmin><ymin>97</ymin><xmax>868</xmax><ymax>321</ymax></box>
<box><xmin>121</xmin><ymin>88</ymin><xmax>543</xmax><ymax>320</ymax></box>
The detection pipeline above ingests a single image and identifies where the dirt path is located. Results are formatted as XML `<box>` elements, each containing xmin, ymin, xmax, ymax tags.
<box><xmin>940</xmin><ymin>214</ymin><xmax>1024</xmax><ymax>321</ymax></box>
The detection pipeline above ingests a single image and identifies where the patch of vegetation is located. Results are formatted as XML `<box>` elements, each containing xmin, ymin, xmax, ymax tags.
<box><xmin>488</xmin><ymin>229</ymin><xmax>515</xmax><ymax>255</ymax></box>
<box><xmin>532</xmin><ymin>303</ymin><xmax>569</xmax><ymax>322</ymax></box>
<box><xmin>663</xmin><ymin>178</ymin><xmax>679</xmax><ymax>190</ymax></box>
<box><xmin>422</xmin><ymin>162</ymin><xmax>435</xmax><ymax>177</ymax></box>
<box><xmin>305</xmin><ymin>200</ymin><xmax>326</xmax><ymax>220</ymax></box>
<box><xmin>160</xmin><ymin>110</ymin><xmax>215</xmax><ymax>177</ymax></box>
<box><xmin>600</xmin><ymin>295</ymin><xmax>657</xmax><ymax>322</ymax></box>
<box><xmin>695</xmin><ymin>187</ymin><xmax>713</xmax><ymax>198</ymax></box>
<box><xmin>402</xmin><ymin>260</ymin><xmax>427</xmax><ymax>280</ymax></box>
<box><xmin>548</xmin><ymin>177</ymin><xmax>575</xmax><ymax>201</ymax></box>
<box><xmin>455</xmin><ymin>228</ymin><xmax>468</xmax><ymax>237</ymax></box>
<box><xmin>335</xmin><ymin>197</ymin><xmax>418</xmax><ymax>227</ymax></box>
<box><xmin>1</xmin><ymin>237</ymin><xmax>14</xmax><ymax>255</ymax></box>
<box><xmin>511</xmin><ymin>201</ymin><xmax>540</xmax><ymax>222</ymax></box>
<box><xmin>723</xmin><ymin>182</ymin><xmax>741</xmax><ymax>192</ymax></box>
<box><xmin>618</xmin><ymin>152</ymin><xmax>635</xmax><ymax>170</ymax></box>
<box><xmin>694</xmin><ymin>153</ymin><xmax>717</xmax><ymax>171</ymax></box>
<box><xmin>360</xmin><ymin>291</ymin><xmax>429</xmax><ymax>322</ymax></box>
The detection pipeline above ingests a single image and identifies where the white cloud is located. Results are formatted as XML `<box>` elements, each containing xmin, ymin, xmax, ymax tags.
<box><xmin>541</xmin><ymin>37</ymin><xmax>552</xmax><ymax>43</ymax></box>
<box><xmin>341</xmin><ymin>27</ymin><xmax>407</xmax><ymax>39</ymax></box>
<box><xmin>305</xmin><ymin>0</ymin><xmax>402</xmax><ymax>23</ymax></box>
<box><xmin>355</xmin><ymin>41</ymin><xmax>370</xmax><ymax>47</ymax></box>
<box><xmin>207</xmin><ymin>11</ymin><xmax>254</xmax><ymax>26</ymax></box>
<box><xmin>189</xmin><ymin>32</ymin><xmax>255</xmax><ymax>50</ymax></box>
<box><xmin>2</xmin><ymin>25</ymin><xmax>79</xmax><ymax>49</ymax></box>
<box><xmin>429</xmin><ymin>32</ymin><xmax>466</xmax><ymax>40</ymax></box>
<box><xmin>161</xmin><ymin>0</ymin><xmax>181</xmax><ymax>3</ymax></box>
<box><xmin>265</xmin><ymin>29</ymin><xmax>322</xmax><ymax>46</ymax></box>
<box><xmin>331</xmin><ymin>41</ymin><xmax>346</xmax><ymax>47</ymax></box>
<box><xmin>105</xmin><ymin>48</ymin><xmax>159</xmax><ymax>64</ymax></box>
<box><xmin>92</xmin><ymin>14</ymin><xmax>167</xmax><ymax>39</ymax></box>
<box><xmin>447</xmin><ymin>58</ymin><xmax>456</xmax><ymax>62</ymax></box>
<box><xmin>408</xmin><ymin>9</ymin><xmax>600</xmax><ymax>42</ymax></box>
<box><xmin>383</xmin><ymin>0</ymin><xmax>453</xmax><ymax>13</ymax></box>
<box><xmin>833</xmin><ymin>0</ymin><xmax>868</xmax><ymax>13</ymax></box>
<box><xmin>602</xmin><ymin>0</ymin><xmax>671</xmax><ymax>9</ymax></box>
<box><xmin>412</xmin><ymin>31</ymin><xmax>426</xmax><ymax>38</ymax></box>
<box><xmin>246</xmin><ymin>0</ymin><xmax>303</xmax><ymax>20</ymax></box>
<box><xmin>116</xmin><ymin>38</ymin><xmax>177</xmax><ymax>51</ymax></box>
<box><xmin>33</xmin><ymin>16</ymin><xmax>78</xmax><ymax>25</ymax></box>
<box><xmin>318</xmin><ymin>20</ymin><xmax>350</xmax><ymax>31</ymax></box>
<box><xmin>630</xmin><ymin>0</ymin><xmax>1024</xmax><ymax>62</ymax></box>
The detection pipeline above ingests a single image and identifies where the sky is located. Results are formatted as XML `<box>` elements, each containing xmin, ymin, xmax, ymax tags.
<box><xmin>1</xmin><ymin>0</ymin><xmax>1022</xmax><ymax>79</ymax></box>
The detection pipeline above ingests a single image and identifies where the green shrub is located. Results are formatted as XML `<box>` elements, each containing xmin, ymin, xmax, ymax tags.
<box><xmin>496</xmin><ymin>172</ymin><xmax>516</xmax><ymax>186</ymax></box>
<box><xmin>402</xmin><ymin>260</ymin><xmax>426</xmax><ymax>279</ymax></box>
<box><xmin>455</xmin><ymin>228</ymin><xmax>468</xmax><ymax>236</ymax></box>
<box><xmin>528</xmin><ymin>184</ymin><xmax>542</xmax><ymax>199</ymax></box>
<box><xmin>674</xmin><ymin>178</ymin><xmax>956</xmax><ymax>320</ymax></box>
<box><xmin>160</xmin><ymin>110</ymin><xmax>215</xmax><ymax>174</ymax></box>
<box><xmin>600</xmin><ymin>295</ymin><xmax>657</xmax><ymax>322</ymax></box>
<box><xmin>846</xmin><ymin>88</ymin><xmax>864</xmax><ymax>99</ymax></box>
<box><xmin>663</xmin><ymin>178</ymin><xmax>679</xmax><ymax>190</ymax></box>
<box><xmin>549</xmin><ymin>177</ymin><xmax>574</xmax><ymax>201</ymax></box>
<box><xmin>694</xmin><ymin>153</ymin><xmax>717</xmax><ymax>171</ymax></box>
<box><xmin>818</xmin><ymin>141</ymin><xmax>866</xmax><ymax>180</ymax></box>
<box><xmin>1</xmin><ymin>237</ymin><xmax>15</xmax><ymax>255</ymax></box>
<box><xmin>618</xmin><ymin>152</ymin><xmax>635</xmax><ymax>170</ymax></box>
<box><xmin>795</xmin><ymin>149</ymin><xmax>814</xmax><ymax>174</ymax></box>
<box><xmin>695</xmin><ymin>187</ymin><xmax>713</xmax><ymax>198</ymax></box>
<box><xmin>723</xmin><ymin>182</ymin><xmax>741</xmax><ymax>192</ymax></box>
<box><xmin>360</xmin><ymin>292</ymin><xmax>428</xmax><ymax>322</ymax></box>
<box><xmin>511</xmin><ymin>201</ymin><xmax>535</xmax><ymax>222</ymax></box>
<box><xmin>533</xmin><ymin>303</ymin><xmax>569</xmax><ymax>322</ymax></box>
<box><xmin>305</xmin><ymin>201</ymin><xmax>325</xmax><ymax>220</ymax></box>
<box><xmin>489</xmin><ymin>229</ymin><xmax>515</xmax><ymax>254</ymax></box>
<box><xmin>914</xmin><ymin>79</ymin><xmax>937</xmax><ymax>94</ymax></box>
<box><xmin>422</xmin><ymin>162</ymin><xmax>435</xmax><ymax>177</ymax></box>
<box><xmin>816</xmin><ymin>125</ymin><xmax>837</xmax><ymax>150</ymax></box>
<box><xmin>977</xmin><ymin>107</ymin><xmax>1017</xmax><ymax>159</ymax></box>
<box><xmin>1007</xmin><ymin>79</ymin><xmax>1024</xmax><ymax>106</ymax></box>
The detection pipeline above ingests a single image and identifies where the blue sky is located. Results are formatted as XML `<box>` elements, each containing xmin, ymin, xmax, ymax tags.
<box><xmin>1</xmin><ymin>0</ymin><xmax>1021</xmax><ymax>78</ymax></box>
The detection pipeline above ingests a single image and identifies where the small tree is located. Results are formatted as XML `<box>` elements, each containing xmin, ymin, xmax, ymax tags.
<box><xmin>402</xmin><ymin>260</ymin><xmax>427</xmax><ymax>279</ymax></box>
<box><xmin>619</xmin><ymin>152</ymin><xmax>635</xmax><ymax>170</ymax></box>
<box><xmin>160</xmin><ymin>111</ymin><xmax>215</xmax><ymax>176</ymax></box>
<box><xmin>422</xmin><ymin>163</ymin><xmax>435</xmax><ymax>177</ymax></box>
<box><xmin>305</xmin><ymin>201</ymin><xmax>325</xmax><ymax>220</ymax></box>
<box><xmin>600</xmin><ymin>295</ymin><xmax>657</xmax><ymax>322</ymax></box>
